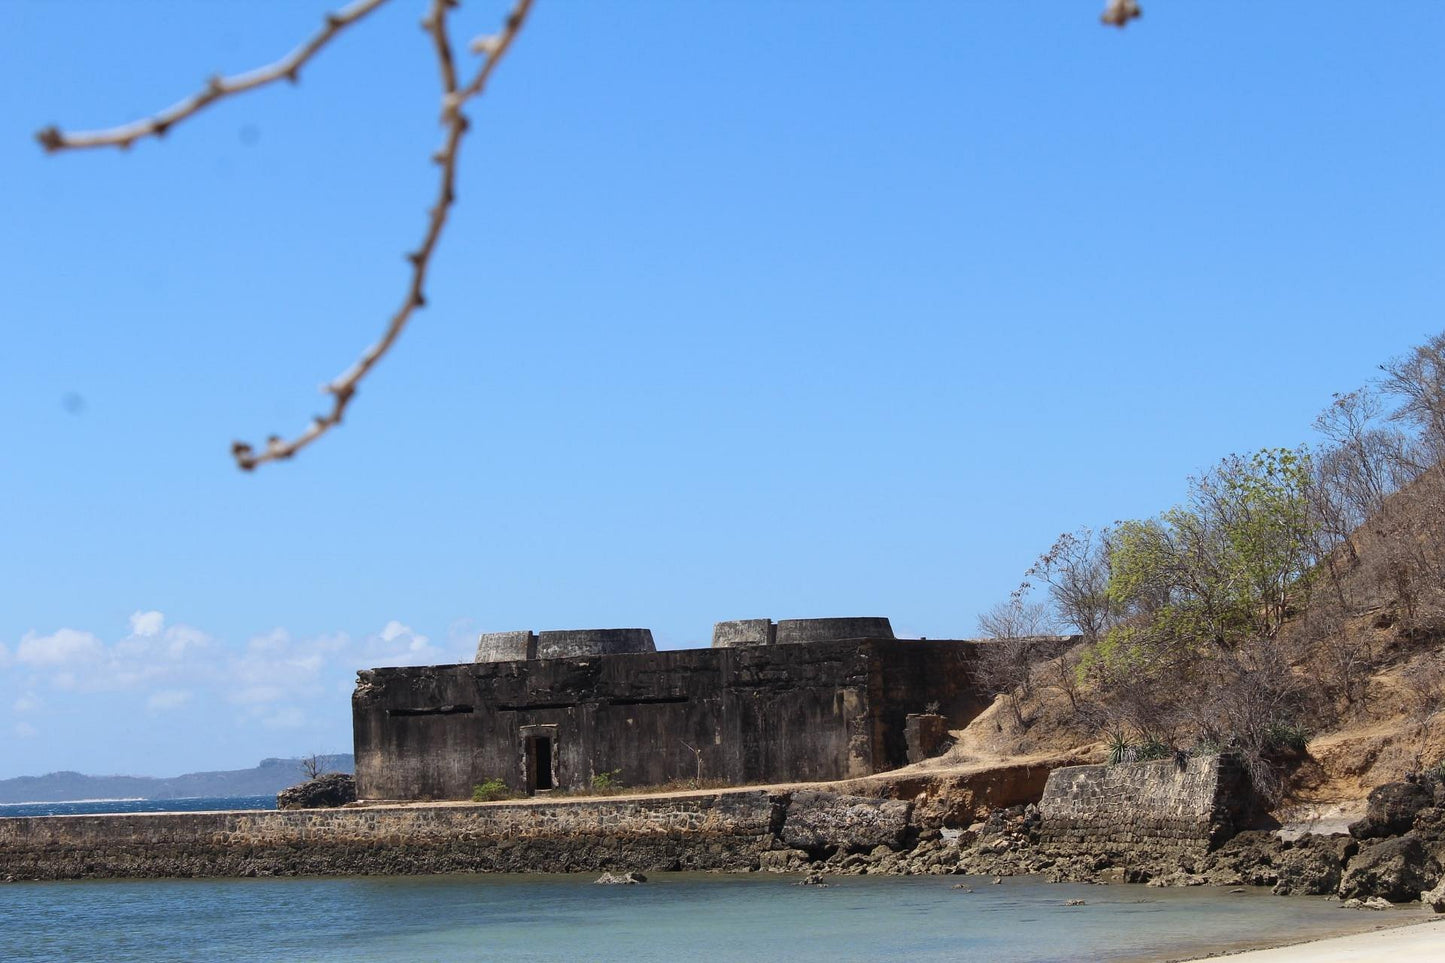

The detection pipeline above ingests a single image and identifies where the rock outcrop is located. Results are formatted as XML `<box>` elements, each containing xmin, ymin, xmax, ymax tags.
<box><xmin>276</xmin><ymin>773</ymin><xmax>357</xmax><ymax>810</ymax></box>
<box><xmin>1349</xmin><ymin>781</ymin><xmax>1434</xmax><ymax>840</ymax></box>
<box><xmin>1337</xmin><ymin>835</ymin><xmax>1440</xmax><ymax>903</ymax></box>
<box><xmin>1271</xmin><ymin>833</ymin><xmax>1357</xmax><ymax>896</ymax></box>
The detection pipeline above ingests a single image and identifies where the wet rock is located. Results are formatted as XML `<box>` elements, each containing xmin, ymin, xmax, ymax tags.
<box><xmin>1338</xmin><ymin>835</ymin><xmax>1440</xmax><ymax>903</ymax></box>
<box><xmin>1349</xmin><ymin>782</ymin><xmax>1434</xmax><ymax>840</ymax></box>
<box><xmin>594</xmin><ymin>871</ymin><xmax>646</xmax><ymax>884</ymax></box>
<box><xmin>1064</xmin><ymin>898</ymin><xmax>1086</xmax><ymax>906</ymax></box>
<box><xmin>757</xmin><ymin>849</ymin><xmax>810</xmax><ymax>873</ymax></box>
<box><xmin>275</xmin><ymin>772</ymin><xmax>356</xmax><ymax>810</ymax></box>
<box><xmin>798</xmin><ymin>871</ymin><xmax>828</xmax><ymax>886</ymax></box>
<box><xmin>1272</xmin><ymin>834</ymin><xmax>1357</xmax><ymax>897</ymax></box>
<box><xmin>1421</xmin><ymin>877</ymin><xmax>1445</xmax><ymax>913</ymax></box>
<box><xmin>1341</xmin><ymin>896</ymin><xmax>1392</xmax><ymax>910</ymax></box>
<box><xmin>1199</xmin><ymin>830</ymin><xmax>1283</xmax><ymax>887</ymax></box>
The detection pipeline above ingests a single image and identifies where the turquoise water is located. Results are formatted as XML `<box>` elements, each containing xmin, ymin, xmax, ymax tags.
<box><xmin>0</xmin><ymin>872</ymin><xmax>1423</xmax><ymax>963</ymax></box>
<box><xmin>0</xmin><ymin>796</ymin><xmax>275</xmax><ymax>818</ymax></box>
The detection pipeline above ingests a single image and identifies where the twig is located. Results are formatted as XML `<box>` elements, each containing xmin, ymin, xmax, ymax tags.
<box><xmin>231</xmin><ymin>0</ymin><xmax>533</xmax><ymax>470</ymax></box>
<box><xmin>1100</xmin><ymin>0</ymin><xmax>1142</xmax><ymax>28</ymax></box>
<box><xmin>35</xmin><ymin>0</ymin><xmax>395</xmax><ymax>153</ymax></box>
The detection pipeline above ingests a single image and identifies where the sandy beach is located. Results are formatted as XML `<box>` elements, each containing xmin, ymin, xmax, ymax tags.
<box><xmin>1183</xmin><ymin>918</ymin><xmax>1445</xmax><ymax>961</ymax></box>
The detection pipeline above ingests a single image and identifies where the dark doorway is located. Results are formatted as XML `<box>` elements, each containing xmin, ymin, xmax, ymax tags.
<box><xmin>534</xmin><ymin>736</ymin><xmax>553</xmax><ymax>791</ymax></box>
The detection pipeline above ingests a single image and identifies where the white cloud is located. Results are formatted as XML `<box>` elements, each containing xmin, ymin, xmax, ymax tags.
<box><xmin>146</xmin><ymin>689</ymin><xmax>192</xmax><ymax>711</ymax></box>
<box><xmin>129</xmin><ymin>610</ymin><xmax>165</xmax><ymax>638</ymax></box>
<box><xmin>12</xmin><ymin>693</ymin><xmax>41</xmax><ymax>714</ymax></box>
<box><xmin>14</xmin><ymin>722</ymin><xmax>37</xmax><ymax>739</ymax></box>
<box><xmin>163</xmin><ymin>624</ymin><xmax>209</xmax><ymax>658</ymax></box>
<box><xmin>364</xmin><ymin>620</ymin><xmax>443</xmax><ymax>666</ymax></box>
<box><xmin>17</xmin><ymin>628</ymin><xmax>104</xmax><ymax>666</ymax></box>
<box><xmin>247</xmin><ymin>627</ymin><xmax>290</xmax><ymax>653</ymax></box>
<box><xmin>379</xmin><ymin>620</ymin><xmax>411</xmax><ymax>644</ymax></box>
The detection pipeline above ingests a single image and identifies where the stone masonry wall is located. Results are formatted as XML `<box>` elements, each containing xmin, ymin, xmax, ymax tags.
<box><xmin>1037</xmin><ymin>755</ymin><xmax>1249</xmax><ymax>862</ymax></box>
<box><xmin>0</xmin><ymin>790</ymin><xmax>917</xmax><ymax>882</ymax></box>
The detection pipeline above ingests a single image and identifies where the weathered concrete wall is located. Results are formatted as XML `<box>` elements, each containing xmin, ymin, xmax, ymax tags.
<box><xmin>709</xmin><ymin>618</ymin><xmax>895</xmax><ymax>647</ymax></box>
<box><xmin>475</xmin><ymin>629</ymin><xmax>656</xmax><ymax>662</ymax></box>
<box><xmin>0</xmin><ymin>789</ymin><xmax>916</xmax><ymax>882</ymax></box>
<box><xmin>775</xmin><ymin>618</ymin><xmax>894</xmax><ymax>643</ymax></box>
<box><xmin>476</xmin><ymin>631</ymin><xmax>537</xmax><ymax>663</ymax></box>
<box><xmin>710</xmin><ymin>619</ymin><xmax>776</xmax><ymax>648</ymax></box>
<box><xmin>905</xmin><ymin>714</ymin><xmax>950</xmax><ymax>764</ymax></box>
<box><xmin>354</xmin><ymin>640</ymin><xmax>984</xmax><ymax>801</ymax></box>
<box><xmin>1037</xmin><ymin>755</ymin><xmax>1250</xmax><ymax>861</ymax></box>
<box><xmin>535</xmin><ymin>629</ymin><xmax>656</xmax><ymax>660</ymax></box>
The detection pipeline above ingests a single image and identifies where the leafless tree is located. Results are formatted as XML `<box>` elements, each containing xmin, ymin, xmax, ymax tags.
<box><xmin>299</xmin><ymin>753</ymin><xmax>325</xmax><ymax>781</ymax></box>
<box><xmin>976</xmin><ymin>589</ymin><xmax>1056</xmax><ymax>729</ymax></box>
<box><xmin>1027</xmin><ymin>527</ymin><xmax>1116</xmax><ymax>643</ymax></box>
<box><xmin>679</xmin><ymin>741</ymin><xmax>705</xmax><ymax>785</ymax></box>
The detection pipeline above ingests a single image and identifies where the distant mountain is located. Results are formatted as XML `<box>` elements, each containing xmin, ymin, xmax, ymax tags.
<box><xmin>0</xmin><ymin>755</ymin><xmax>354</xmax><ymax>804</ymax></box>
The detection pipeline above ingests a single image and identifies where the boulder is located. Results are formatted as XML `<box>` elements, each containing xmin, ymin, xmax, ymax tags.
<box><xmin>1338</xmin><ymin>835</ymin><xmax>1441</xmax><ymax>903</ymax></box>
<box><xmin>594</xmin><ymin>872</ymin><xmax>646</xmax><ymax>885</ymax></box>
<box><xmin>1341</xmin><ymin>896</ymin><xmax>1392</xmax><ymax>910</ymax></box>
<box><xmin>1272</xmin><ymin>834</ymin><xmax>1358</xmax><ymax>897</ymax></box>
<box><xmin>1349</xmin><ymin>782</ymin><xmax>1434</xmax><ymax>840</ymax></box>
<box><xmin>276</xmin><ymin>772</ymin><xmax>356</xmax><ymax>810</ymax></box>
<box><xmin>1412</xmin><ymin>807</ymin><xmax>1445</xmax><ymax>864</ymax></box>
<box><xmin>1422</xmin><ymin>877</ymin><xmax>1445</xmax><ymax>913</ymax></box>
<box><xmin>779</xmin><ymin>791</ymin><xmax>911</xmax><ymax>856</ymax></box>
<box><xmin>1199</xmin><ymin>830</ymin><xmax>1284</xmax><ymax>887</ymax></box>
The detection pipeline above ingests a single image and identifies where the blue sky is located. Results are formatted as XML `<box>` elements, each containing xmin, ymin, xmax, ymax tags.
<box><xmin>1</xmin><ymin>1</ymin><xmax>1441</xmax><ymax>778</ymax></box>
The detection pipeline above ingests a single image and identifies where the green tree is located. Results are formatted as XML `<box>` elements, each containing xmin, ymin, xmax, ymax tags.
<box><xmin>1108</xmin><ymin>447</ymin><xmax>1316</xmax><ymax>653</ymax></box>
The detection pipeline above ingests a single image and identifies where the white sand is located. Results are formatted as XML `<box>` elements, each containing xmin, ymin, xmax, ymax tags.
<box><xmin>1183</xmin><ymin>918</ymin><xmax>1445</xmax><ymax>961</ymax></box>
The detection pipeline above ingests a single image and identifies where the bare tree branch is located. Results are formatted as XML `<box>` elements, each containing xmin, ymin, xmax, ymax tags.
<box><xmin>229</xmin><ymin>0</ymin><xmax>532</xmax><ymax>470</ymax></box>
<box><xmin>1100</xmin><ymin>0</ymin><xmax>1142</xmax><ymax>28</ymax></box>
<box><xmin>35</xmin><ymin>0</ymin><xmax>395</xmax><ymax>153</ymax></box>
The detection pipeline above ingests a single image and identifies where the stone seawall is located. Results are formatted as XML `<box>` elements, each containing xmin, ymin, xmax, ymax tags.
<box><xmin>0</xmin><ymin>790</ymin><xmax>913</xmax><ymax>882</ymax></box>
<box><xmin>1037</xmin><ymin>755</ymin><xmax>1249</xmax><ymax>862</ymax></box>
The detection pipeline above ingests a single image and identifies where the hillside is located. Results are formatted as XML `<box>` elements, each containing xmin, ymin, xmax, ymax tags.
<box><xmin>0</xmin><ymin>755</ymin><xmax>354</xmax><ymax>804</ymax></box>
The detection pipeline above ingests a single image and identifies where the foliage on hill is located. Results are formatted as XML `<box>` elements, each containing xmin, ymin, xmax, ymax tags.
<box><xmin>978</xmin><ymin>332</ymin><xmax>1445</xmax><ymax>800</ymax></box>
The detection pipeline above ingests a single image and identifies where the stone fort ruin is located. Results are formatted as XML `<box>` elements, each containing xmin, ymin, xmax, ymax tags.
<box><xmin>352</xmin><ymin>617</ymin><xmax>1000</xmax><ymax>801</ymax></box>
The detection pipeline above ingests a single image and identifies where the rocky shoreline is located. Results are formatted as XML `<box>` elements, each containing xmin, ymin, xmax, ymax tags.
<box><xmin>4</xmin><ymin>769</ymin><xmax>1445</xmax><ymax>913</ymax></box>
<box><xmin>785</xmin><ymin>774</ymin><xmax>1445</xmax><ymax>913</ymax></box>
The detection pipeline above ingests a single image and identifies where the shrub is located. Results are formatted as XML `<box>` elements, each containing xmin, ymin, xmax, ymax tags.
<box><xmin>1106</xmin><ymin>731</ymin><xmax>1130</xmax><ymax>765</ymax></box>
<box><xmin>1134</xmin><ymin>737</ymin><xmax>1173</xmax><ymax>761</ymax></box>
<box><xmin>1262</xmin><ymin>720</ymin><xmax>1310</xmax><ymax>754</ymax></box>
<box><xmin>591</xmin><ymin>769</ymin><xmax>623</xmax><ymax>791</ymax></box>
<box><xmin>471</xmin><ymin>778</ymin><xmax>512</xmax><ymax>802</ymax></box>
<box><xmin>1106</xmin><ymin>731</ymin><xmax>1172</xmax><ymax>764</ymax></box>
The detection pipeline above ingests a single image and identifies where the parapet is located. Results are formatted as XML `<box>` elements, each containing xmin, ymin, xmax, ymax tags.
<box><xmin>710</xmin><ymin>619</ymin><xmax>777</xmax><ymax>648</ymax></box>
<box><xmin>711</xmin><ymin>617</ymin><xmax>894</xmax><ymax>648</ymax></box>
<box><xmin>475</xmin><ymin>628</ymin><xmax>656</xmax><ymax>662</ymax></box>
<box><xmin>476</xmin><ymin>631</ymin><xmax>538</xmax><ymax>662</ymax></box>
<box><xmin>535</xmin><ymin>628</ymin><xmax>656</xmax><ymax>660</ymax></box>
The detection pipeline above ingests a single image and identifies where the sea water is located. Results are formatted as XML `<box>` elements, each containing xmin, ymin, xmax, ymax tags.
<box><xmin>0</xmin><ymin>796</ymin><xmax>276</xmax><ymax>818</ymax></box>
<box><xmin>0</xmin><ymin>871</ymin><xmax>1428</xmax><ymax>963</ymax></box>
